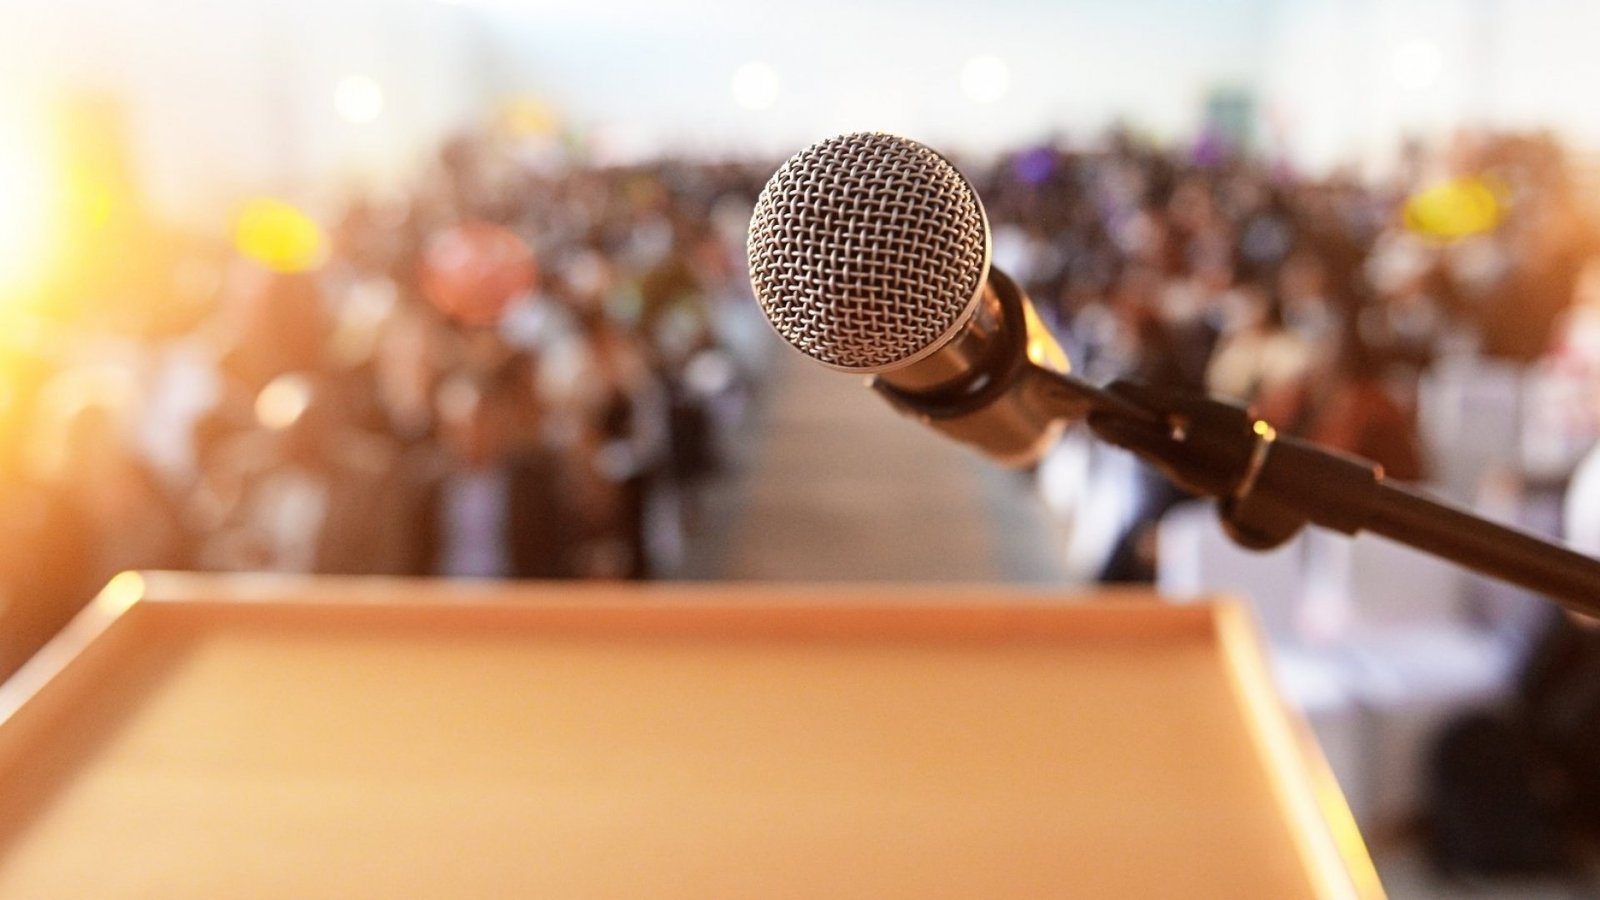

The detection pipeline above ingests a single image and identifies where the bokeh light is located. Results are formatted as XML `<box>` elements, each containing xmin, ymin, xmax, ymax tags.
<box><xmin>419</xmin><ymin>220</ymin><xmax>537</xmax><ymax>327</ymax></box>
<box><xmin>731</xmin><ymin>62</ymin><xmax>780</xmax><ymax>112</ymax></box>
<box><xmin>255</xmin><ymin>373</ymin><xmax>314</xmax><ymax>431</ymax></box>
<box><xmin>334</xmin><ymin>75</ymin><xmax>386</xmax><ymax>125</ymax></box>
<box><xmin>98</xmin><ymin>571</ymin><xmax>147</xmax><ymax>615</ymax></box>
<box><xmin>500</xmin><ymin>96</ymin><xmax>561</xmax><ymax>136</ymax></box>
<box><xmin>960</xmin><ymin>55</ymin><xmax>1010</xmax><ymax>104</ymax></box>
<box><xmin>1391</xmin><ymin>39</ymin><xmax>1443</xmax><ymax>92</ymax></box>
<box><xmin>1403</xmin><ymin>176</ymin><xmax>1502</xmax><ymax>240</ymax></box>
<box><xmin>234</xmin><ymin>197</ymin><xmax>327</xmax><ymax>273</ymax></box>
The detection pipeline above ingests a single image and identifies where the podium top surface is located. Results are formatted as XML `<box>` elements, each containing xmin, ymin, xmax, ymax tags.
<box><xmin>0</xmin><ymin>574</ymin><xmax>1379</xmax><ymax>899</ymax></box>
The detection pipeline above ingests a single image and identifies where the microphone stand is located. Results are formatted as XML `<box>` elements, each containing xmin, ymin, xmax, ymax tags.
<box><xmin>860</xmin><ymin>264</ymin><xmax>1600</xmax><ymax>616</ymax></box>
<box><xmin>1028</xmin><ymin>372</ymin><xmax>1600</xmax><ymax>619</ymax></box>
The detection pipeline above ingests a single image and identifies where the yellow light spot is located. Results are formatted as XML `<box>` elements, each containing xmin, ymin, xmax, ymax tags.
<box><xmin>1404</xmin><ymin>177</ymin><xmax>1502</xmax><ymax>240</ymax></box>
<box><xmin>234</xmin><ymin>197</ymin><xmax>326</xmax><ymax>273</ymax></box>
<box><xmin>501</xmin><ymin>97</ymin><xmax>560</xmax><ymax>136</ymax></box>
<box><xmin>69</xmin><ymin>177</ymin><xmax>115</xmax><ymax>230</ymax></box>
<box><xmin>99</xmin><ymin>571</ymin><xmax>147</xmax><ymax>614</ymax></box>
<box><xmin>1252</xmin><ymin>419</ymin><xmax>1277</xmax><ymax>440</ymax></box>
<box><xmin>0</xmin><ymin>305</ymin><xmax>39</xmax><ymax>352</ymax></box>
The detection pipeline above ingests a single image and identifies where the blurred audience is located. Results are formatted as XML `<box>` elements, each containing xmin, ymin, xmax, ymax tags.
<box><xmin>3</xmin><ymin>122</ymin><xmax>1600</xmax><ymax>684</ymax></box>
<box><xmin>973</xmin><ymin>128</ymin><xmax>1600</xmax><ymax>580</ymax></box>
<box><xmin>0</xmin><ymin>128</ymin><xmax>766</xmax><ymax>679</ymax></box>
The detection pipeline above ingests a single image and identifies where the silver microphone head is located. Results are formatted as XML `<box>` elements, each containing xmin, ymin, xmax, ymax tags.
<box><xmin>746</xmin><ymin>132</ymin><xmax>991</xmax><ymax>373</ymax></box>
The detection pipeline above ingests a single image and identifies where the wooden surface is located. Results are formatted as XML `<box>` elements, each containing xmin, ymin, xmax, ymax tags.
<box><xmin>0</xmin><ymin>574</ymin><xmax>1380</xmax><ymax>899</ymax></box>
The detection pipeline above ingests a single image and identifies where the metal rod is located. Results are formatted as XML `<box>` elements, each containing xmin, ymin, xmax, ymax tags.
<box><xmin>1364</xmin><ymin>480</ymin><xmax>1600</xmax><ymax>618</ymax></box>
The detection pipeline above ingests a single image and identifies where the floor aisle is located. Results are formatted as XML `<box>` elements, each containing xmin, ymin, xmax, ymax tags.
<box><xmin>714</xmin><ymin>348</ymin><xmax>1069</xmax><ymax>583</ymax></box>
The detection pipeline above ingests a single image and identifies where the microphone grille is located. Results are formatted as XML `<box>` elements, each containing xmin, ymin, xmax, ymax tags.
<box><xmin>747</xmin><ymin>132</ymin><xmax>990</xmax><ymax>371</ymax></box>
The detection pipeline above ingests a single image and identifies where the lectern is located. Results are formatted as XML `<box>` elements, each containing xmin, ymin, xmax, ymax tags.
<box><xmin>0</xmin><ymin>573</ymin><xmax>1380</xmax><ymax>898</ymax></box>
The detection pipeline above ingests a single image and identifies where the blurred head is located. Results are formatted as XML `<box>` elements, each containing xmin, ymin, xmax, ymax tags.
<box><xmin>217</xmin><ymin>267</ymin><xmax>332</xmax><ymax>390</ymax></box>
<box><xmin>1111</xmin><ymin>264</ymin><xmax>1162</xmax><ymax>321</ymax></box>
<box><xmin>556</xmin><ymin>248</ymin><xmax>616</xmax><ymax>319</ymax></box>
<box><xmin>1279</xmin><ymin>251</ymin><xmax>1327</xmax><ymax>302</ymax></box>
<box><xmin>418</xmin><ymin>221</ymin><xmax>537</xmax><ymax>327</ymax></box>
<box><xmin>1325</xmin><ymin>322</ymin><xmax>1383</xmax><ymax>386</ymax></box>
<box><xmin>1192</xmin><ymin>245</ymin><xmax>1234</xmax><ymax>291</ymax></box>
<box><xmin>435</xmin><ymin>355</ymin><xmax>539</xmax><ymax>469</ymax></box>
<box><xmin>1220</xmin><ymin>280</ymin><xmax>1283</xmax><ymax>334</ymax></box>
<box><xmin>372</xmin><ymin>303</ymin><xmax>459</xmax><ymax>439</ymax></box>
<box><xmin>24</xmin><ymin>367</ymin><xmax>136</xmax><ymax>484</ymax></box>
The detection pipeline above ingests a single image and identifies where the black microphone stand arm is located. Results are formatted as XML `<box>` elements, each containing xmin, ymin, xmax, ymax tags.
<box><xmin>1035</xmin><ymin>373</ymin><xmax>1600</xmax><ymax>620</ymax></box>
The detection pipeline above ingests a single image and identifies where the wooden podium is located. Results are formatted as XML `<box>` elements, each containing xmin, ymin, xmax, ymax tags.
<box><xmin>0</xmin><ymin>573</ymin><xmax>1381</xmax><ymax>898</ymax></box>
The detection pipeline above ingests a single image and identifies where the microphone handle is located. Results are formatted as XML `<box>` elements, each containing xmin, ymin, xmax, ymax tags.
<box><xmin>1071</xmin><ymin>375</ymin><xmax>1600</xmax><ymax>620</ymax></box>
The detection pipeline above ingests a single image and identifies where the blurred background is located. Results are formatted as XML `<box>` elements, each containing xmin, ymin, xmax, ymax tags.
<box><xmin>5</xmin><ymin>0</ymin><xmax>1600</xmax><ymax>894</ymax></box>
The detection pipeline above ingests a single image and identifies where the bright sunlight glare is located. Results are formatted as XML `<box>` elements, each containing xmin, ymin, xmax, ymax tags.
<box><xmin>0</xmin><ymin>121</ymin><xmax>58</xmax><ymax>299</ymax></box>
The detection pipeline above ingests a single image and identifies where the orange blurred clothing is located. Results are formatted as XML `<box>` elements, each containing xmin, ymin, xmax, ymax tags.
<box><xmin>1309</xmin><ymin>381</ymin><xmax>1425</xmax><ymax>482</ymax></box>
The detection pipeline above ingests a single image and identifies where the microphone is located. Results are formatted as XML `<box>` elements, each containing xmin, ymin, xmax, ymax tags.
<box><xmin>746</xmin><ymin>132</ymin><xmax>1085</xmax><ymax>466</ymax></box>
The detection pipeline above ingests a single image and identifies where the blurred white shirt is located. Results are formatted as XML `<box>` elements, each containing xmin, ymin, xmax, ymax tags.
<box><xmin>1569</xmin><ymin>446</ymin><xmax>1600</xmax><ymax>556</ymax></box>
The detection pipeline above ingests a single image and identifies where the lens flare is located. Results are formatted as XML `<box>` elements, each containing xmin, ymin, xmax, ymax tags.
<box><xmin>0</xmin><ymin>122</ymin><xmax>58</xmax><ymax>298</ymax></box>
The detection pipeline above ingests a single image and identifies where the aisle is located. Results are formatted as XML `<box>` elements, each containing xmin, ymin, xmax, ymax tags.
<box><xmin>713</xmin><ymin>349</ymin><xmax>1070</xmax><ymax>583</ymax></box>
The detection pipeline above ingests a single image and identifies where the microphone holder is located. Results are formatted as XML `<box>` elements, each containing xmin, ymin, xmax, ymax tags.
<box><xmin>1033</xmin><ymin>372</ymin><xmax>1600</xmax><ymax>620</ymax></box>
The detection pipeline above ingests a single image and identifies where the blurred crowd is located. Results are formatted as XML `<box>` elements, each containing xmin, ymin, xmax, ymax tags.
<box><xmin>0</xmin><ymin>131</ymin><xmax>774</xmax><ymax>678</ymax></box>
<box><xmin>5</xmin><ymin>123</ymin><xmax>1600</xmax><ymax>682</ymax></box>
<box><xmin>966</xmin><ymin>130</ymin><xmax>1600</xmax><ymax>580</ymax></box>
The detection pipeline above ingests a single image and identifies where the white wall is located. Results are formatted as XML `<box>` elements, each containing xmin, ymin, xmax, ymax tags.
<box><xmin>1260</xmin><ymin>0</ymin><xmax>1600</xmax><ymax>173</ymax></box>
<box><xmin>476</xmin><ymin>0</ymin><xmax>1275</xmax><ymax>159</ymax></box>
<box><xmin>0</xmin><ymin>0</ymin><xmax>494</xmax><ymax>225</ymax></box>
<box><xmin>6</xmin><ymin>0</ymin><xmax>1600</xmax><ymax>223</ymax></box>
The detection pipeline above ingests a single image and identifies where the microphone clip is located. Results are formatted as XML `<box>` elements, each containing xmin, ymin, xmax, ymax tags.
<box><xmin>1085</xmin><ymin>381</ymin><xmax>1378</xmax><ymax>551</ymax></box>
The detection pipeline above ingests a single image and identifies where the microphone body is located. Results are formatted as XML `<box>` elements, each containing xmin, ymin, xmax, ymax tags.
<box><xmin>746</xmin><ymin>132</ymin><xmax>1076</xmax><ymax>466</ymax></box>
<box><xmin>868</xmin><ymin>266</ymin><xmax>1070</xmax><ymax>466</ymax></box>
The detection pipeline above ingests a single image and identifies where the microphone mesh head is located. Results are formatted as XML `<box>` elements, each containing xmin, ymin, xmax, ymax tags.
<box><xmin>747</xmin><ymin>132</ymin><xmax>989</xmax><ymax>371</ymax></box>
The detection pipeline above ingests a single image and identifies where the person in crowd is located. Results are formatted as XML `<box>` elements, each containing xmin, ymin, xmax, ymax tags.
<box><xmin>1307</xmin><ymin>326</ymin><xmax>1427</xmax><ymax>482</ymax></box>
<box><xmin>1549</xmin><ymin>257</ymin><xmax>1600</xmax><ymax>381</ymax></box>
<box><xmin>53</xmin><ymin>400</ymin><xmax>191</xmax><ymax>580</ymax></box>
<box><xmin>0</xmin><ymin>383</ymin><xmax>189</xmax><ymax>677</ymax></box>
<box><xmin>193</xmin><ymin>373</ymin><xmax>413</xmax><ymax>575</ymax></box>
<box><xmin>413</xmin><ymin>357</ymin><xmax>575</xmax><ymax>579</ymax></box>
<box><xmin>1277</xmin><ymin>250</ymin><xmax>1342</xmax><ymax>347</ymax></box>
<box><xmin>214</xmin><ymin>268</ymin><xmax>332</xmax><ymax>395</ymax></box>
<box><xmin>1203</xmin><ymin>279</ymin><xmax>1317</xmax><ymax>430</ymax></box>
<box><xmin>1092</xmin><ymin>264</ymin><xmax>1205</xmax><ymax>583</ymax></box>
